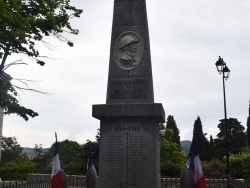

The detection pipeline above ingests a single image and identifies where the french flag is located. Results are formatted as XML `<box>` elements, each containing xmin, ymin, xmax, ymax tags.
<box><xmin>186</xmin><ymin>137</ymin><xmax>207</xmax><ymax>188</ymax></box>
<box><xmin>51</xmin><ymin>132</ymin><xmax>63</xmax><ymax>188</ymax></box>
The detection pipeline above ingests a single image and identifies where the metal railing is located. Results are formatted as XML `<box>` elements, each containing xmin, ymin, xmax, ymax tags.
<box><xmin>228</xmin><ymin>176</ymin><xmax>249</xmax><ymax>188</ymax></box>
<box><xmin>0</xmin><ymin>175</ymin><xmax>249</xmax><ymax>188</ymax></box>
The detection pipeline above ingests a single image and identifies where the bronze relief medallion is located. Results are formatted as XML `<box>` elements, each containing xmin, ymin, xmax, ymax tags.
<box><xmin>114</xmin><ymin>31</ymin><xmax>144</xmax><ymax>71</ymax></box>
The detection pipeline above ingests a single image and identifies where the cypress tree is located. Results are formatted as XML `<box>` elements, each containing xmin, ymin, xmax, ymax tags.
<box><xmin>247</xmin><ymin>101</ymin><xmax>250</xmax><ymax>145</ymax></box>
<box><xmin>210</xmin><ymin>135</ymin><xmax>214</xmax><ymax>148</ymax></box>
<box><xmin>192</xmin><ymin>116</ymin><xmax>209</xmax><ymax>160</ymax></box>
<box><xmin>166</xmin><ymin>115</ymin><xmax>180</xmax><ymax>146</ymax></box>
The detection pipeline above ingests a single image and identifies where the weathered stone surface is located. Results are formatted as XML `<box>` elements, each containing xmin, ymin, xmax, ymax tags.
<box><xmin>92</xmin><ymin>0</ymin><xmax>165</xmax><ymax>188</ymax></box>
<box><xmin>106</xmin><ymin>0</ymin><xmax>153</xmax><ymax>104</ymax></box>
<box><xmin>98</xmin><ymin>117</ymin><xmax>161</xmax><ymax>188</ymax></box>
<box><xmin>93</xmin><ymin>103</ymin><xmax>165</xmax><ymax>122</ymax></box>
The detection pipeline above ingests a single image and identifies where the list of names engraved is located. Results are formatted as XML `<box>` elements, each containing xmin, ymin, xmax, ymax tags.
<box><xmin>101</xmin><ymin>123</ymin><xmax>153</xmax><ymax>188</ymax></box>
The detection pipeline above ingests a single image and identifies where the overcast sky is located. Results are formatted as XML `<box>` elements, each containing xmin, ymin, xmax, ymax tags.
<box><xmin>3</xmin><ymin>0</ymin><xmax>250</xmax><ymax>148</ymax></box>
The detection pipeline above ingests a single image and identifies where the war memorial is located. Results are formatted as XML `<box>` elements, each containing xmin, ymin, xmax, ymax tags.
<box><xmin>92</xmin><ymin>0</ymin><xmax>165</xmax><ymax>188</ymax></box>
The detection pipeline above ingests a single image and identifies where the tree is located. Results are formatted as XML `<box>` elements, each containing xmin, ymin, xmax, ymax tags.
<box><xmin>202</xmin><ymin>159</ymin><xmax>226</xmax><ymax>178</ymax></box>
<box><xmin>47</xmin><ymin>139</ymin><xmax>85</xmax><ymax>175</ymax></box>
<box><xmin>0</xmin><ymin>79</ymin><xmax>38</xmax><ymax>120</ymax></box>
<box><xmin>159</xmin><ymin>123</ymin><xmax>166</xmax><ymax>142</ymax></box>
<box><xmin>230</xmin><ymin>147</ymin><xmax>250</xmax><ymax>180</ymax></box>
<box><xmin>215</xmin><ymin>118</ymin><xmax>247</xmax><ymax>157</ymax></box>
<box><xmin>247</xmin><ymin>101</ymin><xmax>250</xmax><ymax>145</ymax></box>
<box><xmin>0</xmin><ymin>0</ymin><xmax>83</xmax><ymax>120</ymax></box>
<box><xmin>192</xmin><ymin>116</ymin><xmax>209</xmax><ymax>160</ymax></box>
<box><xmin>0</xmin><ymin>154</ymin><xmax>36</xmax><ymax>180</ymax></box>
<box><xmin>1</xmin><ymin>136</ymin><xmax>23</xmax><ymax>163</ymax></box>
<box><xmin>166</xmin><ymin>115</ymin><xmax>180</xmax><ymax>146</ymax></box>
<box><xmin>83</xmin><ymin>128</ymin><xmax>101</xmax><ymax>174</ymax></box>
<box><xmin>207</xmin><ymin>135</ymin><xmax>214</xmax><ymax>160</ymax></box>
<box><xmin>210</xmin><ymin>135</ymin><xmax>214</xmax><ymax>148</ymax></box>
<box><xmin>160</xmin><ymin>124</ymin><xmax>185</xmax><ymax>177</ymax></box>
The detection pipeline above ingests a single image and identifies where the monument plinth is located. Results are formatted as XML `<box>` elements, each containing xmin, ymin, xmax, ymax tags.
<box><xmin>92</xmin><ymin>0</ymin><xmax>165</xmax><ymax>188</ymax></box>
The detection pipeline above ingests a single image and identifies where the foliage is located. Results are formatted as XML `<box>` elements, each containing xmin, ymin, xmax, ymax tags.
<box><xmin>63</xmin><ymin>161</ymin><xmax>83</xmax><ymax>175</ymax></box>
<box><xmin>0</xmin><ymin>0</ymin><xmax>83</xmax><ymax>120</ymax></box>
<box><xmin>160</xmin><ymin>126</ymin><xmax>186</xmax><ymax>177</ymax></box>
<box><xmin>0</xmin><ymin>154</ymin><xmax>36</xmax><ymax>180</ymax></box>
<box><xmin>0</xmin><ymin>0</ymin><xmax>83</xmax><ymax>69</ymax></box>
<box><xmin>1</xmin><ymin>136</ymin><xmax>23</xmax><ymax>163</ymax></box>
<box><xmin>0</xmin><ymin>80</ymin><xmax>38</xmax><ymax>120</ymax></box>
<box><xmin>160</xmin><ymin>140</ymin><xmax>186</xmax><ymax>177</ymax></box>
<box><xmin>166</xmin><ymin>115</ymin><xmax>180</xmax><ymax>146</ymax></box>
<box><xmin>202</xmin><ymin>159</ymin><xmax>226</xmax><ymax>178</ymax></box>
<box><xmin>159</xmin><ymin>123</ymin><xmax>166</xmax><ymax>142</ymax></box>
<box><xmin>230</xmin><ymin>147</ymin><xmax>250</xmax><ymax>180</ymax></box>
<box><xmin>83</xmin><ymin>140</ymin><xmax>99</xmax><ymax>174</ymax></box>
<box><xmin>47</xmin><ymin>139</ymin><xmax>85</xmax><ymax>175</ymax></box>
<box><xmin>192</xmin><ymin>116</ymin><xmax>209</xmax><ymax>160</ymax></box>
<box><xmin>160</xmin><ymin>123</ymin><xmax>173</xmax><ymax>142</ymax></box>
<box><xmin>213</xmin><ymin>118</ymin><xmax>247</xmax><ymax>159</ymax></box>
<box><xmin>247</xmin><ymin>102</ymin><xmax>250</xmax><ymax>146</ymax></box>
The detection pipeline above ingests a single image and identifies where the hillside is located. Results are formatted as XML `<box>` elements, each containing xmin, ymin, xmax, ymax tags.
<box><xmin>22</xmin><ymin>147</ymin><xmax>49</xmax><ymax>156</ymax></box>
<box><xmin>180</xmin><ymin>140</ymin><xmax>191</xmax><ymax>154</ymax></box>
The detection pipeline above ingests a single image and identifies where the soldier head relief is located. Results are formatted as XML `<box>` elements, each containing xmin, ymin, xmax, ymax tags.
<box><xmin>114</xmin><ymin>32</ymin><xmax>144</xmax><ymax>70</ymax></box>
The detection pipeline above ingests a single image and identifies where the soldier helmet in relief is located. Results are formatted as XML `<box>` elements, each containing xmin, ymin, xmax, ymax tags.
<box><xmin>118</xmin><ymin>35</ymin><xmax>139</xmax><ymax>49</ymax></box>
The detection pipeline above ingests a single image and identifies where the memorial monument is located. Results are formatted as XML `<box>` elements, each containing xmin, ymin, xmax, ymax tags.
<box><xmin>92</xmin><ymin>0</ymin><xmax>165</xmax><ymax>188</ymax></box>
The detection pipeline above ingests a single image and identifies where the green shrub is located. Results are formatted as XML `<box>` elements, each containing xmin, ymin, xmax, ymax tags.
<box><xmin>0</xmin><ymin>155</ymin><xmax>36</xmax><ymax>180</ymax></box>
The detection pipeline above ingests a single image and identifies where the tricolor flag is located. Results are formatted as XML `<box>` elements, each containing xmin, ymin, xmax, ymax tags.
<box><xmin>186</xmin><ymin>137</ymin><xmax>207</xmax><ymax>188</ymax></box>
<box><xmin>51</xmin><ymin>132</ymin><xmax>63</xmax><ymax>188</ymax></box>
<box><xmin>86</xmin><ymin>151</ymin><xmax>98</xmax><ymax>188</ymax></box>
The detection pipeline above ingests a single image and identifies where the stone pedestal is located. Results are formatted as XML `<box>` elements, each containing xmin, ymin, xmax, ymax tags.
<box><xmin>93</xmin><ymin>104</ymin><xmax>165</xmax><ymax>188</ymax></box>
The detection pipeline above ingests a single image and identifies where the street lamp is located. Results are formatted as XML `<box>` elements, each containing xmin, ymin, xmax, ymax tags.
<box><xmin>215</xmin><ymin>56</ymin><xmax>230</xmax><ymax>182</ymax></box>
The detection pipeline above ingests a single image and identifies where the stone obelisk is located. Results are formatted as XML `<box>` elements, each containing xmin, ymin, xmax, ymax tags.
<box><xmin>92</xmin><ymin>1</ymin><xmax>165</xmax><ymax>188</ymax></box>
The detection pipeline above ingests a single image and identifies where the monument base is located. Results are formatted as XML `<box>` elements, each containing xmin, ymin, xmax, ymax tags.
<box><xmin>93</xmin><ymin>103</ymin><xmax>165</xmax><ymax>188</ymax></box>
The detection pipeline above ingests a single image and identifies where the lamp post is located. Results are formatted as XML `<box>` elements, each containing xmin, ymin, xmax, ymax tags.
<box><xmin>215</xmin><ymin>56</ymin><xmax>230</xmax><ymax>183</ymax></box>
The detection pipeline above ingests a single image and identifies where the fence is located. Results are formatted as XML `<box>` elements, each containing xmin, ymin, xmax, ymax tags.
<box><xmin>0</xmin><ymin>174</ymin><xmax>249</xmax><ymax>188</ymax></box>
<box><xmin>228</xmin><ymin>176</ymin><xmax>250</xmax><ymax>188</ymax></box>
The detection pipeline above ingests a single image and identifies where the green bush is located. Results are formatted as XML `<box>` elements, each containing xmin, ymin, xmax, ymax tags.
<box><xmin>0</xmin><ymin>155</ymin><xmax>36</xmax><ymax>180</ymax></box>
<box><xmin>160</xmin><ymin>140</ymin><xmax>186</xmax><ymax>177</ymax></box>
<box><xmin>63</xmin><ymin>161</ymin><xmax>85</xmax><ymax>175</ymax></box>
<box><xmin>202</xmin><ymin>159</ymin><xmax>226</xmax><ymax>178</ymax></box>
<box><xmin>230</xmin><ymin>150</ymin><xmax>250</xmax><ymax>180</ymax></box>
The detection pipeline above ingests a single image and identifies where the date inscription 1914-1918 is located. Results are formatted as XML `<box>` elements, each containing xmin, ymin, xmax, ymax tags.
<box><xmin>114</xmin><ymin>126</ymin><xmax>141</xmax><ymax>131</ymax></box>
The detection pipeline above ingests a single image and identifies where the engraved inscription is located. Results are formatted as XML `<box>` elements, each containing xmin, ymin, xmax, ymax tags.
<box><xmin>109</xmin><ymin>78</ymin><xmax>147</xmax><ymax>101</ymax></box>
<box><xmin>101</xmin><ymin>123</ymin><xmax>152</xmax><ymax>188</ymax></box>
<box><xmin>114</xmin><ymin>31</ymin><xmax>144</xmax><ymax>70</ymax></box>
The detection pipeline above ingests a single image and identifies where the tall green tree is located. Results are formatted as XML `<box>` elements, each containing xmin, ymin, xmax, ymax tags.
<box><xmin>160</xmin><ymin>124</ymin><xmax>185</xmax><ymax>177</ymax></box>
<box><xmin>0</xmin><ymin>0</ymin><xmax>83</xmax><ymax>120</ymax></box>
<box><xmin>166</xmin><ymin>115</ymin><xmax>180</xmax><ymax>146</ymax></box>
<box><xmin>47</xmin><ymin>139</ymin><xmax>85</xmax><ymax>175</ymax></box>
<box><xmin>247</xmin><ymin>101</ymin><xmax>250</xmax><ymax>146</ymax></box>
<box><xmin>1</xmin><ymin>136</ymin><xmax>23</xmax><ymax>164</ymax></box>
<box><xmin>192</xmin><ymin>116</ymin><xmax>209</xmax><ymax>160</ymax></box>
<box><xmin>208</xmin><ymin>135</ymin><xmax>214</xmax><ymax>160</ymax></box>
<box><xmin>214</xmin><ymin>118</ymin><xmax>247</xmax><ymax>158</ymax></box>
